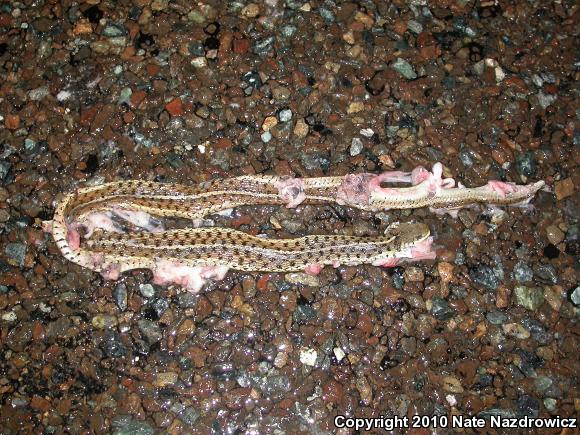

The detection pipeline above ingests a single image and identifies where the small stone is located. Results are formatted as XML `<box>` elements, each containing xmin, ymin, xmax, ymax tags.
<box><xmin>241</xmin><ymin>3</ymin><xmax>260</xmax><ymax>18</ymax></box>
<box><xmin>299</xmin><ymin>347</ymin><xmax>317</xmax><ymax>366</ymax></box>
<box><xmin>165</xmin><ymin>98</ymin><xmax>183</xmax><ymax>116</ymax></box>
<box><xmin>514</xmin><ymin>286</ymin><xmax>544</xmax><ymax>310</ymax></box>
<box><xmin>278</xmin><ymin>109</ymin><xmax>292</xmax><ymax>122</ymax></box>
<box><xmin>431</xmin><ymin>298</ymin><xmax>455</xmax><ymax>320</ymax></box>
<box><xmin>543</xmin><ymin>286</ymin><xmax>562</xmax><ymax>311</ymax></box>
<box><xmin>293</xmin><ymin>119</ymin><xmax>309</xmax><ymax>138</ymax></box>
<box><xmin>280</xmin><ymin>25</ymin><xmax>296</xmax><ymax>38</ymax></box>
<box><xmin>391</xmin><ymin>58</ymin><xmax>417</xmax><ymax>80</ymax></box>
<box><xmin>438</xmin><ymin>262</ymin><xmax>454</xmax><ymax>285</ymax></box>
<box><xmin>502</xmin><ymin>323</ymin><xmax>531</xmax><ymax>339</ymax></box>
<box><xmin>485</xmin><ymin>311</ymin><xmax>507</xmax><ymax>325</ymax></box>
<box><xmin>347</xmin><ymin>102</ymin><xmax>364</xmax><ymax>114</ymax></box>
<box><xmin>285</xmin><ymin>272</ymin><xmax>320</xmax><ymax>287</ymax></box>
<box><xmin>545</xmin><ymin>225</ymin><xmax>565</xmax><ymax>245</ymax></box>
<box><xmin>151</xmin><ymin>0</ymin><xmax>168</xmax><ymax>11</ymax></box>
<box><xmin>544</xmin><ymin>398</ymin><xmax>557</xmax><ymax>412</ymax></box>
<box><xmin>554</xmin><ymin>178</ymin><xmax>573</xmax><ymax>200</ymax></box>
<box><xmin>5</xmin><ymin>114</ymin><xmax>20</xmax><ymax>130</ymax></box>
<box><xmin>356</xmin><ymin>376</ymin><xmax>373</xmax><ymax>405</ymax></box>
<box><xmin>262</xmin><ymin>116</ymin><xmax>278</xmax><ymax>131</ymax></box>
<box><xmin>102</xmin><ymin>22</ymin><xmax>127</xmax><ymax>38</ymax></box>
<box><xmin>191</xmin><ymin>56</ymin><xmax>207</xmax><ymax>68</ymax></box>
<box><xmin>515</xmin><ymin>151</ymin><xmax>536</xmax><ymax>178</ymax></box>
<box><xmin>536</xmin><ymin>91</ymin><xmax>557</xmax><ymax>109</ymax></box>
<box><xmin>333</xmin><ymin>347</ymin><xmax>346</xmax><ymax>362</ymax></box>
<box><xmin>117</xmin><ymin>87</ymin><xmax>132</xmax><ymax>105</ymax></box>
<box><xmin>260</xmin><ymin>131</ymin><xmax>272</xmax><ymax>143</ymax></box>
<box><xmin>139</xmin><ymin>283</ymin><xmax>155</xmax><ymax>298</ymax></box>
<box><xmin>137</xmin><ymin>319</ymin><xmax>162</xmax><ymax>344</ymax></box>
<box><xmin>91</xmin><ymin>314</ymin><xmax>118</xmax><ymax>329</ymax></box>
<box><xmin>512</xmin><ymin>261</ymin><xmax>533</xmax><ymax>283</ymax></box>
<box><xmin>273</xmin><ymin>352</ymin><xmax>288</xmax><ymax>368</ymax></box>
<box><xmin>5</xmin><ymin>243</ymin><xmax>27</xmax><ymax>267</ymax></box>
<box><xmin>407</xmin><ymin>20</ymin><xmax>423</xmax><ymax>34</ymax></box>
<box><xmin>28</xmin><ymin>86</ymin><xmax>49</xmax><ymax>101</ymax></box>
<box><xmin>442</xmin><ymin>376</ymin><xmax>464</xmax><ymax>393</ymax></box>
<box><xmin>404</xmin><ymin>267</ymin><xmax>424</xmax><ymax>282</ymax></box>
<box><xmin>1</xmin><ymin>311</ymin><xmax>17</xmax><ymax>322</ymax></box>
<box><xmin>350</xmin><ymin>137</ymin><xmax>363</xmax><ymax>156</ymax></box>
<box><xmin>154</xmin><ymin>371</ymin><xmax>178</xmax><ymax>387</ymax></box>
<box><xmin>569</xmin><ymin>286</ymin><xmax>580</xmax><ymax>306</ymax></box>
<box><xmin>470</xmin><ymin>265</ymin><xmax>501</xmax><ymax>290</ymax></box>
<box><xmin>342</xmin><ymin>30</ymin><xmax>355</xmax><ymax>45</ymax></box>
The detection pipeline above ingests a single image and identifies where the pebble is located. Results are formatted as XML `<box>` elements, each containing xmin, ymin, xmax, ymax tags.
<box><xmin>554</xmin><ymin>178</ymin><xmax>573</xmax><ymax>200</ymax></box>
<box><xmin>391</xmin><ymin>58</ymin><xmax>417</xmax><ymax>80</ymax></box>
<box><xmin>278</xmin><ymin>108</ymin><xmax>292</xmax><ymax>122</ymax></box>
<box><xmin>350</xmin><ymin>137</ymin><xmax>363</xmax><ymax>156</ymax></box>
<box><xmin>470</xmin><ymin>265</ymin><xmax>501</xmax><ymax>290</ymax></box>
<box><xmin>502</xmin><ymin>323</ymin><xmax>531</xmax><ymax>339</ymax></box>
<box><xmin>5</xmin><ymin>243</ymin><xmax>27</xmax><ymax>267</ymax></box>
<box><xmin>293</xmin><ymin>119</ymin><xmax>309</xmax><ymax>138</ymax></box>
<box><xmin>514</xmin><ymin>286</ymin><xmax>544</xmax><ymax>310</ymax></box>
<box><xmin>285</xmin><ymin>272</ymin><xmax>320</xmax><ymax>287</ymax></box>
<box><xmin>262</xmin><ymin>116</ymin><xmax>278</xmax><ymax>131</ymax></box>
<box><xmin>404</xmin><ymin>267</ymin><xmax>424</xmax><ymax>282</ymax></box>
<box><xmin>299</xmin><ymin>348</ymin><xmax>317</xmax><ymax>366</ymax></box>
<box><xmin>545</xmin><ymin>225</ymin><xmax>565</xmax><ymax>245</ymax></box>
<box><xmin>442</xmin><ymin>376</ymin><xmax>464</xmax><ymax>393</ymax></box>
<box><xmin>139</xmin><ymin>283</ymin><xmax>156</xmax><ymax>298</ymax></box>
<box><xmin>512</xmin><ymin>261</ymin><xmax>533</xmax><ymax>283</ymax></box>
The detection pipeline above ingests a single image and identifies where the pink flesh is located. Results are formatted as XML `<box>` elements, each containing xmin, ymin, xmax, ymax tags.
<box><xmin>112</xmin><ymin>208</ymin><xmax>165</xmax><ymax>232</ymax></box>
<box><xmin>275</xmin><ymin>178</ymin><xmax>306</xmax><ymax>208</ymax></box>
<box><xmin>380</xmin><ymin>258</ymin><xmax>400</xmax><ymax>268</ymax></box>
<box><xmin>378</xmin><ymin>237</ymin><xmax>436</xmax><ymax>267</ymax></box>
<box><xmin>429</xmin><ymin>207</ymin><xmax>460</xmax><ymax>218</ymax></box>
<box><xmin>486</xmin><ymin>180</ymin><xmax>518</xmax><ymax>196</ymax></box>
<box><xmin>336</xmin><ymin>173</ymin><xmax>374</xmax><ymax>205</ymax></box>
<box><xmin>408</xmin><ymin>237</ymin><xmax>436</xmax><ymax>260</ymax></box>
<box><xmin>83</xmin><ymin>212</ymin><xmax>123</xmax><ymax>237</ymax></box>
<box><xmin>411</xmin><ymin>166</ymin><xmax>431</xmax><ymax>185</ymax></box>
<box><xmin>101</xmin><ymin>263</ymin><xmax>121</xmax><ymax>280</ymax></box>
<box><xmin>152</xmin><ymin>259</ymin><xmax>229</xmax><ymax>293</ymax></box>
<box><xmin>305</xmin><ymin>263</ymin><xmax>324</xmax><ymax>276</ymax></box>
<box><xmin>42</xmin><ymin>220</ymin><xmax>53</xmax><ymax>233</ymax></box>
<box><xmin>66</xmin><ymin>224</ymin><xmax>81</xmax><ymax>250</ymax></box>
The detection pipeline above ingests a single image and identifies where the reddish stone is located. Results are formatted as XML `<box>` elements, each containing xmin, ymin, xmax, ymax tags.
<box><xmin>32</xmin><ymin>321</ymin><xmax>45</xmax><ymax>341</ymax></box>
<box><xmin>219</xmin><ymin>31</ymin><xmax>233</xmax><ymax>54</ymax></box>
<box><xmin>30</xmin><ymin>395</ymin><xmax>51</xmax><ymax>412</ymax></box>
<box><xmin>215</xmin><ymin>137</ymin><xmax>233</xmax><ymax>149</ymax></box>
<box><xmin>146</xmin><ymin>63</ymin><xmax>160</xmax><ymax>76</ymax></box>
<box><xmin>5</xmin><ymin>114</ymin><xmax>19</xmax><ymax>130</ymax></box>
<box><xmin>420</xmin><ymin>45</ymin><xmax>441</xmax><ymax>60</ymax></box>
<box><xmin>130</xmin><ymin>90</ymin><xmax>146</xmax><ymax>107</ymax></box>
<box><xmin>79</xmin><ymin>105</ymin><xmax>98</xmax><ymax>127</ymax></box>
<box><xmin>233</xmin><ymin>38</ymin><xmax>250</xmax><ymax>54</ymax></box>
<box><xmin>123</xmin><ymin>111</ymin><xmax>135</xmax><ymax>123</ymax></box>
<box><xmin>256</xmin><ymin>274</ymin><xmax>270</xmax><ymax>291</ymax></box>
<box><xmin>356</xmin><ymin>313</ymin><xmax>373</xmax><ymax>335</ymax></box>
<box><xmin>165</xmin><ymin>98</ymin><xmax>183</xmax><ymax>116</ymax></box>
<box><xmin>393</xmin><ymin>19</ymin><xmax>407</xmax><ymax>35</ymax></box>
<box><xmin>322</xmin><ymin>379</ymin><xmax>344</xmax><ymax>404</ymax></box>
<box><xmin>231</xmin><ymin>214</ymin><xmax>251</xmax><ymax>228</ymax></box>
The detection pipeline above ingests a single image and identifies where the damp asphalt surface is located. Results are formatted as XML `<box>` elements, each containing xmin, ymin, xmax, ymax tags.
<box><xmin>0</xmin><ymin>1</ymin><xmax>578</xmax><ymax>433</ymax></box>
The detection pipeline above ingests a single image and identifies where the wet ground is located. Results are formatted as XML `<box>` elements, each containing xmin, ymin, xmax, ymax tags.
<box><xmin>0</xmin><ymin>1</ymin><xmax>578</xmax><ymax>433</ymax></box>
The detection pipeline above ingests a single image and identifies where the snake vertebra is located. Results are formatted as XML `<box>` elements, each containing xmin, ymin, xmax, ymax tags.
<box><xmin>47</xmin><ymin>162</ymin><xmax>544</xmax><ymax>292</ymax></box>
